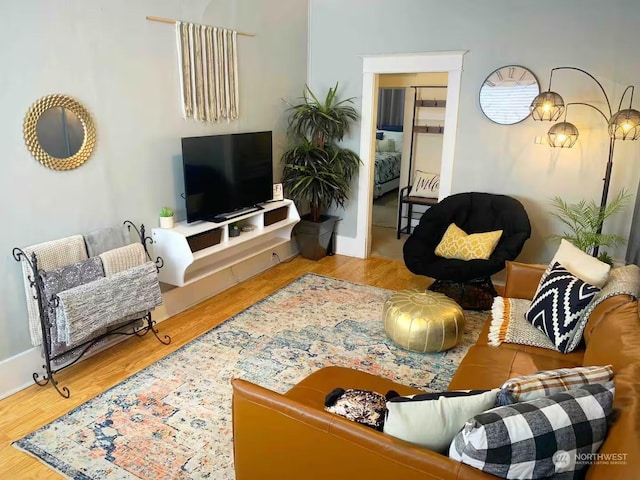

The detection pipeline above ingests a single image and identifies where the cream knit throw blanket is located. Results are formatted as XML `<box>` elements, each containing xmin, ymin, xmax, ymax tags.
<box><xmin>19</xmin><ymin>235</ymin><xmax>88</xmax><ymax>346</ymax></box>
<box><xmin>489</xmin><ymin>264</ymin><xmax>640</xmax><ymax>350</ymax></box>
<box><xmin>176</xmin><ymin>21</ymin><xmax>239</xmax><ymax>123</ymax></box>
<box><xmin>488</xmin><ymin>297</ymin><xmax>556</xmax><ymax>350</ymax></box>
<box><xmin>99</xmin><ymin>243</ymin><xmax>147</xmax><ymax>276</ymax></box>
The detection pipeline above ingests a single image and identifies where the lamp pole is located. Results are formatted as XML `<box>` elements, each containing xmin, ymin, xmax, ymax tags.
<box><xmin>594</xmin><ymin>137</ymin><xmax>616</xmax><ymax>258</ymax></box>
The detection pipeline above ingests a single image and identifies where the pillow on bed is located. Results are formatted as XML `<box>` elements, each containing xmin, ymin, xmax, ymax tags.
<box><xmin>380</xmin><ymin>130</ymin><xmax>404</xmax><ymax>152</ymax></box>
<box><xmin>376</xmin><ymin>138</ymin><xmax>396</xmax><ymax>152</ymax></box>
<box><xmin>376</xmin><ymin>131</ymin><xmax>384</xmax><ymax>140</ymax></box>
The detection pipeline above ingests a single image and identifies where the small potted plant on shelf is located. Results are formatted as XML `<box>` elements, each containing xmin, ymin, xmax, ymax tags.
<box><xmin>229</xmin><ymin>223</ymin><xmax>241</xmax><ymax>237</ymax></box>
<box><xmin>549</xmin><ymin>190</ymin><xmax>629</xmax><ymax>265</ymax></box>
<box><xmin>159</xmin><ymin>207</ymin><xmax>175</xmax><ymax>229</ymax></box>
<box><xmin>281</xmin><ymin>83</ymin><xmax>362</xmax><ymax>260</ymax></box>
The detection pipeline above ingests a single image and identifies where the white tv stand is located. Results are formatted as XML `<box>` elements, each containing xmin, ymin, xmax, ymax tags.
<box><xmin>152</xmin><ymin>199</ymin><xmax>300</xmax><ymax>287</ymax></box>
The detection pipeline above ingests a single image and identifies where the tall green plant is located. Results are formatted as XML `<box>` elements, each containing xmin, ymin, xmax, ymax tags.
<box><xmin>282</xmin><ymin>84</ymin><xmax>362</xmax><ymax>222</ymax></box>
<box><xmin>549</xmin><ymin>190</ymin><xmax>629</xmax><ymax>261</ymax></box>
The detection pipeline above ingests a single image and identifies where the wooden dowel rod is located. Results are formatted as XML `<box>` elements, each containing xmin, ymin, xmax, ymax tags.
<box><xmin>146</xmin><ymin>15</ymin><xmax>256</xmax><ymax>37</ymax></box>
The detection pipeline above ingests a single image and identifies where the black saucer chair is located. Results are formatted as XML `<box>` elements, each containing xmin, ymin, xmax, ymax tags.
<box><xmin>403</xmin><ymin>192</ymin><xmax>531</xmax><ymax>310</ymax></box>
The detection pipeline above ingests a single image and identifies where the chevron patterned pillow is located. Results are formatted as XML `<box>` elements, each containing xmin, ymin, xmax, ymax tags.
<box><xmin>525</xmin><ymin>262</ymin><xmax>601</xmax><ymax>353</ymax></box>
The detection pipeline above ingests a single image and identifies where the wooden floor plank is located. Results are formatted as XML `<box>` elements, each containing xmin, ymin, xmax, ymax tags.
<box><xmin>0</xmin><ymin>255</ymin><xmax>428</xmax><ymax>479</ymax></box>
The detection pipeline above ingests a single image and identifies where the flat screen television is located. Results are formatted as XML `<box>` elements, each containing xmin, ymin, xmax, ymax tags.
<box><xmin>182</xmin><ymin>131</ymin><xmax>274</xmax><ymax>223</ymax></box>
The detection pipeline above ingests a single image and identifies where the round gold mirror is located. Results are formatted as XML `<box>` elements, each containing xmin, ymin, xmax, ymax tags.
<box><xmin>23</xmin><ymin>94</ymin><xmax>96</xmax><ymax>170</ymax></box>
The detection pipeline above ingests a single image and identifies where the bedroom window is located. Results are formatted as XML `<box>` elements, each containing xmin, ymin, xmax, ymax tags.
<box><xmin>377</xmin><ymin>88</ymin><xmax>405</xmax><ymax>131</ymax></box>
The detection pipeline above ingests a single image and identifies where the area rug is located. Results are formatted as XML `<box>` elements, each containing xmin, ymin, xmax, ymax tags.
<box><xmin>14</xmin><ymin>273</ymin><xmax>487</xmax><ymax>479</ymax></box>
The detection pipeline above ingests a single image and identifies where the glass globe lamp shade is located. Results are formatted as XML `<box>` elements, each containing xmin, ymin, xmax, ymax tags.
<box><xmin>609</xmin><ymin>108</ymin><xmax>640</xmax><ymax>140</ymax></box>
<box><xmin>530</xmin><ymin>91</ymin><xmax>565</xmax><ymax>121</ymax></box>
<box><xmin>548</xmin><ymin>121</ymin><xmax>579</xmax><ymax>148</ymax></box>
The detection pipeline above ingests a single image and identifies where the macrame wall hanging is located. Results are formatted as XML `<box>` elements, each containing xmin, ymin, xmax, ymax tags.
<box><xmin>147</xmin><ymin>16</ymin><xmax>255</xmax><ymax>123</ymax></box>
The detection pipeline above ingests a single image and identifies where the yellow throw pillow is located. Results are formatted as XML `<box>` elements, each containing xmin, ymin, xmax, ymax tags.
<box><xmin>435</xmin><ymin>224</ymin><xmax>503</xmax><ymax>260</ymax></box>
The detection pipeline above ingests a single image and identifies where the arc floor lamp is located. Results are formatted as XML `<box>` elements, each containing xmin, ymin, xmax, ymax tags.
<box><xmin>530</xmin><ymin>67</ymin><xmax>640</xmax><ymax>257</ymax></box>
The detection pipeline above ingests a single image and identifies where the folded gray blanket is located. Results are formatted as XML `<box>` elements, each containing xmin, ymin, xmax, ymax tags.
<box><xmin>56</xmin><ymin>262</ymin><xmax>162</xmax><ymax>345</ymax></box>
<box><xmin>39</xmin><ymin>256</ymin><xmax>105</xmax><ymax>356</ymax></box>
<box><xmin>84</xmin><ymin>226</ymin><xmax>130</xmax><ymax>257</ymax></box>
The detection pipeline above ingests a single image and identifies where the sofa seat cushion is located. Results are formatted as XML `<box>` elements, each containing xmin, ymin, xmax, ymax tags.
<box><xmin>475</xmin><ymin>318</ymin><xmax>585</xmax><ymax>365</ymax></box>
<box><xmin>284</xmin><ymin>366</ymin><xmax>422</xmax><ymax>409</ymax></box>
<box><xmin>448</xmin><ymin>345</ymin><xmax>583</xmax><ymax>391</ymax></box>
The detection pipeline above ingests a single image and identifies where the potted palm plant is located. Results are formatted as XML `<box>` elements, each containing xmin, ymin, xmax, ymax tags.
<box><xmin>549</xmin><ymin>190</ymin><xmax>629</xmax><ymax>265</ymax></box>
<box><xmin>281</xmin><ymin>84</ymin><xmax>362</xmax><ymax>260</ymax></box>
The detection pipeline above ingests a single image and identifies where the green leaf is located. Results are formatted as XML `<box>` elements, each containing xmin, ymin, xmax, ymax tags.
<box><xmin>281</xmin><ymin>84</ymin><xmax>362</xmax><ymax>217</ymax></box>
<box><xmin>548</xmin><ymin>190</ymin><xmax>630</xmax><ymax>254</ymax></box>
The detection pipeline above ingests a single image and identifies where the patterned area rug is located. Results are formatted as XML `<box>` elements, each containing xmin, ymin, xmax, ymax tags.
<box><xmin>14</xmin><ymin>273</ymin><xmax>487</xmax><ymax>479</ymax></box>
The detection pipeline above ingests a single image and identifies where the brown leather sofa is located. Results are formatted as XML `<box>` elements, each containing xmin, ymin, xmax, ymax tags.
<box><xmin>232</xmin><ymin>262</ymin><xmax>640</xmax><ymax>479</ymax></box>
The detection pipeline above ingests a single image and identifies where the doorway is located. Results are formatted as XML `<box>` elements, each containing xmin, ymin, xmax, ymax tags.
<box><xmin>370</xmin><ymin>73</ymin><xmax>449</xmax><ymax>261</ymax></box>
<box><xmin>350</xmin><ymin>51</ymin><xmax>466</xmax><ymax>259</ymax></box>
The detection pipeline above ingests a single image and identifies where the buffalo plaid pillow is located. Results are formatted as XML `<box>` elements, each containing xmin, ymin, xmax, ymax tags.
<box><xmin>449</xmin><ymin>382</ymin><xmax>614</xmax><ymax>479</ymax></box>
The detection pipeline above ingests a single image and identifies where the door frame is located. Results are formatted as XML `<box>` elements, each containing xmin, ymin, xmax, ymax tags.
<box><xmin>352</xmin><ymin>51</ymin><xmax>466</xmax><ymax>258</ymax></box>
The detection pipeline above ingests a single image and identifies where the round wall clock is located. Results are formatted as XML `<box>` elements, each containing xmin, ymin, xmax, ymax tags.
<box><xmin>479</xmin><ymin>65</ymin><xmax>540</xmax><ymax>125</ymax></box>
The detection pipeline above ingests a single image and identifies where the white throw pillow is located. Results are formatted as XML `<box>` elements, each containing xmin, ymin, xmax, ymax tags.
<box><xmin>411</xmin><ymin>170</ymin><xmax>440</xmax><ymax>198</ymax></box>
<box><xmin>383</xmin><ymin>389</ymin><xmax>499</xmax><ymax>453</ymax></box>
<box><xmin>380</xmin><ymin>130</ymin><xmax>404</xmax><ymax>152</ymax></box>
<box><xmin>375</xmin><ymin>138</ymin><xmax>396</xmax><ymax>152</ymax></box>
<box><xmin>542</xmin><ymin>239</ymin><xmax>610</xmax><ymax>288</ymax></box>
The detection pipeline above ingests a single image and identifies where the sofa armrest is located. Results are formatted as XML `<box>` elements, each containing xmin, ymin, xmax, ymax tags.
<box><xmin>232</xmin><ymin>378</ymin><xmax>492</xmax><ymax>480</ymax></box>
<box><xmin>503</xmin><ymin>261</ymin><xmax>546</xmax><ymax>300</ymax></box>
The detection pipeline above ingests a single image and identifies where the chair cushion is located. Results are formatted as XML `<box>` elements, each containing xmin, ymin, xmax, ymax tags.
<box><xmin>435</xmin><ymin>223</ymin><xmax>503</xmax><ymax>260</ymax></box>
<box><xmin>403</xmin><ymin>192</ymin><xmax>531</xmax><ymax>282</ymax></box>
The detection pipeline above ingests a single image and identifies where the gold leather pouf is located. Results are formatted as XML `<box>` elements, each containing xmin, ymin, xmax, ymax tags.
<box><xmin>383</xmin><ymin>289</ymin><xmax>465</xmax><ymax>353</ymax></box>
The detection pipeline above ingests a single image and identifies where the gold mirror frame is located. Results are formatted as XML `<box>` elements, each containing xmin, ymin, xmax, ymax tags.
<box><xmin>23</xmin><ymin>94</ymin><xmax>96</xmax><ymax>171</ymax></box>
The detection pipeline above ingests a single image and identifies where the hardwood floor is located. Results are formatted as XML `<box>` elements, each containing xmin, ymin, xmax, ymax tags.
<box><xmin>0</xmin><ymin>254</ymin><xmax>428</xmax><ymax>479</ymax></box>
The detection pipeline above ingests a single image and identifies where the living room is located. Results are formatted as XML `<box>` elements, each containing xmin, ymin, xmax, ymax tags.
<box><xmin>1</xmin><ymin>0</ymin><xmax>640</xmax><ymax>478</ymax></box>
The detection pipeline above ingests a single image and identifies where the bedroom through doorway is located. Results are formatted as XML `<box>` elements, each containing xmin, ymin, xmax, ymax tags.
<box><xmin>371</xmin><ymin>72</ymin><xmax>448</xmax><ymax>262</ymax></box>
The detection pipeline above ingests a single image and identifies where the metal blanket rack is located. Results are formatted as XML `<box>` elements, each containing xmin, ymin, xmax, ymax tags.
<box><xmin>12</xmin><ymin>221</ymin><xmax>171</xmax><ymax>398</ymax></box>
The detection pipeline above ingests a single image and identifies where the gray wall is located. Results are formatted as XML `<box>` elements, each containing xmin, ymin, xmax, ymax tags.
<box><xmin>309</xmin><ymin>0</ymin><xmax>640</xmax><ymax>264</ymax></box>
<box><xmin>0</xmin><ymin>0</ymin><xmax>308</xmax><ymax>361</ymax></box>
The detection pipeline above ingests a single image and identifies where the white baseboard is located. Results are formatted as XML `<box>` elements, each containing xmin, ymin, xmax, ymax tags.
<box><xmin>334</xmin><ymin>234</ymin><xmax>365</xmax><ymax>258</ymax></box>
<box><xmin>0</xmin><ymin>242</ymin><xmax>298</xmax><ymax>401</ymax></box>
<box><xmin>0</xmin><ymin>347</ymin><xmax>43</xmax><ymax>400</ymax></box>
